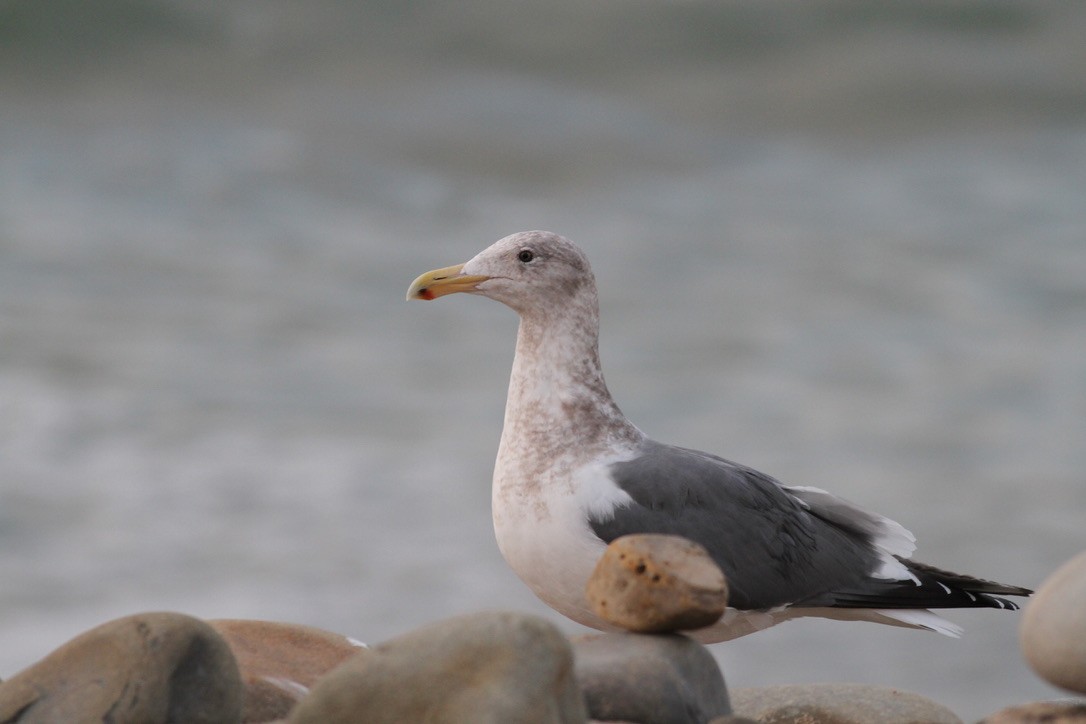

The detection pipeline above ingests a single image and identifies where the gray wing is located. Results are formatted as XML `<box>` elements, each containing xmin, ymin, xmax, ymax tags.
<box><xmin>590</xmin><ymin>439</ymin><xmax>880</xmax><ymax>610</ymax></box>
<box><xmin>589</xmin><ymin>440</ymin><xmax>1030</xmax><ymax>612</ymax></box>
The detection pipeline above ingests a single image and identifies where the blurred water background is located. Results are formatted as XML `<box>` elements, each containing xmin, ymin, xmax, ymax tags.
<box><xmin>2</xmin><ymin>1</ymin><xmax>1085</xmax><ymax>718</ymax></box>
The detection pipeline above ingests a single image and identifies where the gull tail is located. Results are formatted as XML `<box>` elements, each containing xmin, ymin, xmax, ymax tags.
<box><xmin>802</xmin><ymin>558</ymin><xmax>1032</xmax><ymax>613</ymax></box>
<box><xmin>895</xmin><ymin>559</ymin><xmax>1033</xmax><ymax>610</ymax></box>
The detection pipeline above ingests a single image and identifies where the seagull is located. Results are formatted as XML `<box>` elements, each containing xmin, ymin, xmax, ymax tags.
<box><xmin>407</xmin><ymin>230</ymin><xmax>1031</xmax><ymax>641</ymax></box>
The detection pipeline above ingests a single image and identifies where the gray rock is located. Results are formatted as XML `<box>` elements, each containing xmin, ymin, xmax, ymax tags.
<box><xmin>0</xmin><ymin>611</ymin><xmax>242</xmax><ymax>723</ymax></box>
<box><xmin>586</xmin><ymin>534</ymin><xmax>728</xmax><ymax>634</ymax></box>
<box><xmin>730</xmin><ymin>683</ymin><xmax>962</xmax><ymax>724</ymax></box>
<box><xmin>209</xmin><ymin>618</ymin><xmax>368</xmax><ymax>722</ymax></box>
<box><xmin>289</xmin><ymin>611</ymin><xmax>586</xmax><ymax>724</ymax></box>
<box><xmin>1020</xmin><ymin>550</ymin><xmax>1086</xmax><ymax>694</ymax></box>
<box><xmin>978</xmin><ymin>700</ymin><xmax>1086</xmax><ymax>723</ymax></box>
<box><xmin>574</xmin><ymin>632</ymin><xmax>731</xmax><ymax>724</ymax></box>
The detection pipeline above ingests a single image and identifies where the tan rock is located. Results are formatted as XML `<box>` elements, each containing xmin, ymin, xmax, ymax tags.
<box><xmin>209</xmin><ymin>618</ymin><xmax>368</xmax><ymax>722</ymax></box>
<box><xmin>0</xmin><ymin>611</ymin><xmax>242</xmax><ymax>723</ymax></box>
<box><xmin>289</xmin><ymin>611</ymin><xmax>587</xmax><ymax>724</ymax></box>
<box><xmin>978</xmin><ymin>700</ymin><xmax>1086</xmax><ymax>723</ymax></box>
<box><xmin>586</xmin><ymin>533</ymin><xmax>727</xmax><ymax>633</ymax></box>
<box><xmin>731</xmin><ymin>683</ymin><xmax>962</xmax><ymax>724</ymax></box>
<box><xmin>1020</xmin><ymin>550</ymin><xmax>1086</xmax><ymax>694</ymax></box>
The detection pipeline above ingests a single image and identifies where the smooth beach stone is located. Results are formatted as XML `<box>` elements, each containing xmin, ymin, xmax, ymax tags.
<box><xmin>0</xmin><ymin>611</ymin><xmax>242</xmax><ymax>724</ymax></box>
<box><xmin>1020</xmin><ymin>550</ymin><xmax>1086</xmax><ymax>694</ymax></box>
<box><xmin>730</xmin><ymin>683</ymin><xmax>962</xmax><ymax>724</ymax></box>
<box><xmin>209</xmin><ymin>618</ymin><xmax>369</xmax><ymax>722</ymax></box>
<box><xmin>289</xmin><ymin>611</ymin><xmax>587</xmax><ymax>724</ymax></box>
<box><xmin>586</xmin><ymin>533</ymin><xmax>728</xmax><ymax>634</ymax></box>
<box><xmin>573</xmin><ymin>632</ymin><xmax>731</xmax><ymax>724</ymax></box>
<box><xmin>978</xmin><ymin>700</ymin><xmax>1086</xmax><ymax>723</ymax></box>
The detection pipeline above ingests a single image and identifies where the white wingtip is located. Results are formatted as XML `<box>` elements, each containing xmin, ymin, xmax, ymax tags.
<box><xmin>877</xmin><ymin>609</ymin><xmax>963</xmax><ymax>638</ymax></box>
<box><xmin>872</xmin><ymin>554</ymin><xmax>922</xmax><ymax>585</ymax></box>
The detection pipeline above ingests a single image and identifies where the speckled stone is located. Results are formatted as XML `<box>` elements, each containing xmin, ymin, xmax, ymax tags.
<box><xmin>586</xmin><ymin>533</ymin><xmax>728</xmax><ymax>634</ymax></box>
<box><xmin>1020</xmin><ymin>550</ymin><xmax>1086</xmax><ymax>694</ymax></box>
<box><xmin>0</xmin><ymin>611</ymin><xmax>242</xmax><ymax>723</ymax></box>
<box><xmin>730</xmin><ymin>683</ymin><xmax>962</xmax><ymax>724</ymax></box>
<box><xmin>573</xmin><ymin>632</ymin><xmax>731</xmax><ymax>724</ymax></box>
<box><xmin>209</xmin><ymin>618</ymin><xmax>369</xmax><ymax>722</ymax></box>
<box><xmin>289</xmin><ymin>611</ymin><xmax>587</xmax><ymax>724</ymax></box>
<box><xmin>978</xmin><ymin>700</ymin><xmax>1086</xmax><ymax>723</ymax></box>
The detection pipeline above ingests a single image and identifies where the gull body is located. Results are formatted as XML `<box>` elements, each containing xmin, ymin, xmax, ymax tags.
<box><xmin>408</xmin><ymin>230</ymin><xmax>1030</xmax><ymax>641</ymax></box>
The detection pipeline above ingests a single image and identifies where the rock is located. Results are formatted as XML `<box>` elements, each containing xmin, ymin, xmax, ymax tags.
<box><xmin>289</xmin><ymin>611</ymin><xmax>586</xmax><ymax>724</ymax></box>
<box><xmin>1020</xmin><ymin>550</ymin><xmax>1086</xmax><ymax>694</ymax></box>
<box><xmin>573</xmin><ymin>632</ymin><xmax>731</xmax><ymax>724</ymax></box>
<box><xmin>730</xmin><ymin>683</ymin><xmax>962</xmax><ymax>724</ymax></box>
<box><xmin>978</xmin><ymin>700</ymin><xmax>1086</xmax><ymax>723</ymax></box>
<box><xmin>209</xmin><ymin>618</ymin><xmax>368</xmax><ymax>722</ymax></box>
<box><xmin>0</xmin><ymin>611</ymin><xmax>242</xmax><ymax>723</ymax></box>
<box><xmin>586</xmin><ymin>533</ymin><xmax>728</xmax><ymax>634</ymax></box>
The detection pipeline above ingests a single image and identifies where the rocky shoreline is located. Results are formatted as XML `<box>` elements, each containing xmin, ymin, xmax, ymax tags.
<box><xmin>1</xmin><ymin>540</ymin><xmax>1083</xmax><ymax>723</ymax></box>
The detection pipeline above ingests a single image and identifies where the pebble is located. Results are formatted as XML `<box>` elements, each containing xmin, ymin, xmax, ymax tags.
<box><xmin>288</xmin><ymin>611</ymin><xmax>587</xmax><ymax>723</ymax></box>
<box><xmin>1020</xmin><ymin>550</ymin><xmax>1086</xmax><ymax>694</ymax></box>
<box><xmin>0</xmin><ymin>611</ymin><xmax>242</xmax><ymax>723</ymax></box>
<box><xmin>978</xmin><ymin>700</ymin><xmax>1086</xmax><ymax>723</ymax></box>
<box><xmin>586</xmin><ymin>533</ymin><xmax>728</xmax><ymax>633</ymax></box>
<box><xmin>730</xmin><ymin>683</ymin><xmax>963</xmax><ymax>724</ymax></box>
<box><xmin>209</xmin><ymin>618</ymin><xmax>368</xmax><ymax>722</ymax></box>
<box><xmin>2</xmin><ymin>604</ymin><xmax>1066</xmax><ymax>721</ymax></box>
<box><xmin>573</xmin><ymin>632</ymin><xmax>732</xmax><ymax>724</ymax></box>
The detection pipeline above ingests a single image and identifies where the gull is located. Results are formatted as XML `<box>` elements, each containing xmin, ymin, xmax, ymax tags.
<box><xmin>407</xmin><ymin>231</ymin><xmax>1030</xmax><ymax>641</ymax></box>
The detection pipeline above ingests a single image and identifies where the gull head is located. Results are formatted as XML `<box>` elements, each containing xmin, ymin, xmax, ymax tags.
<box><xmin>407</xmin><ymin>231</ymin><xmax>595</xmax><ymax>316</ymax></box>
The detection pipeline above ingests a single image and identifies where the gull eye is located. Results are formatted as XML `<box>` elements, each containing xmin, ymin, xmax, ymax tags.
<box><xmin>517</xmin><ymin>249</ymin><xmax>535</xmax><ymax>263</ymax></box>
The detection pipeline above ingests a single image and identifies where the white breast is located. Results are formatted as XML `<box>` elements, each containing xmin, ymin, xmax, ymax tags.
<box><xmin>491</xmin><ymin>452</ymin><xmax>637</xmax><ymax>629</ymax></box>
